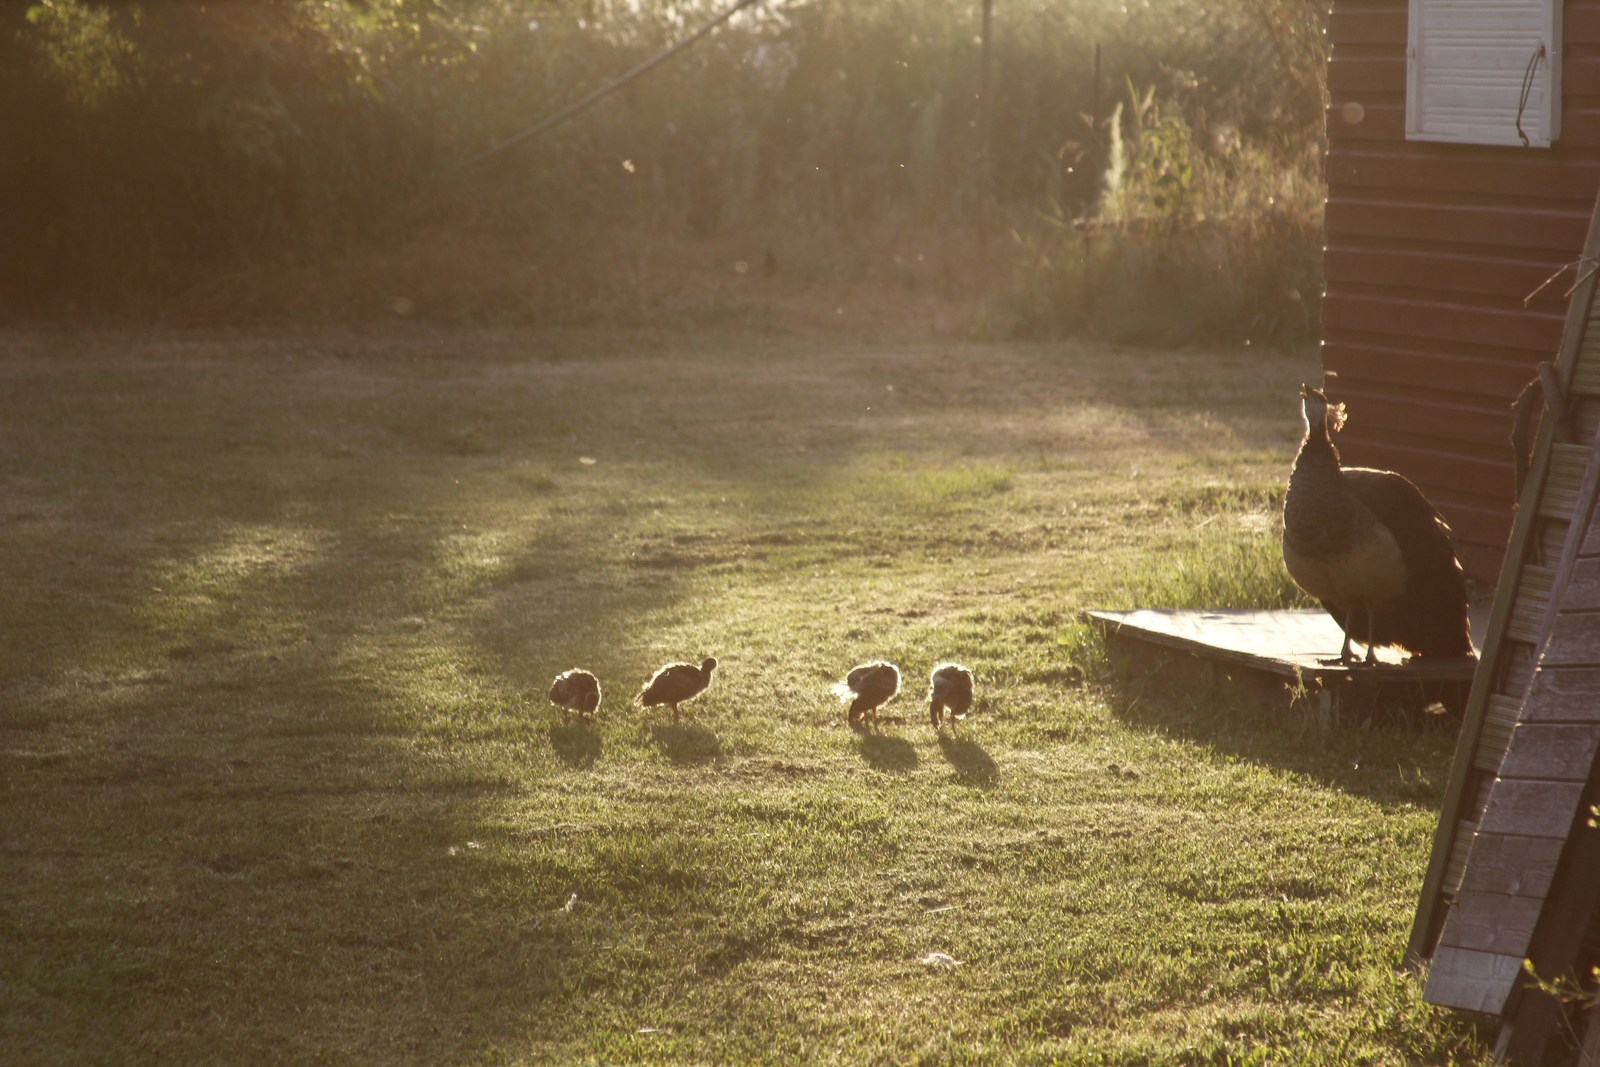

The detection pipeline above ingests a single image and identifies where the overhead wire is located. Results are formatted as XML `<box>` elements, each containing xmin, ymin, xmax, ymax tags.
<box><xmin>457</xmin><ymin>0</ymin><xmax>766</xmax><ymax>171</ymax></box>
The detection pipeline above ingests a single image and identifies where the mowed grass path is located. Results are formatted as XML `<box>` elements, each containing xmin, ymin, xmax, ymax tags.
<box><xmin>0</xmin><ymin>330</ymin><xmax>1489</xmax><ymax>1064</ymax></box>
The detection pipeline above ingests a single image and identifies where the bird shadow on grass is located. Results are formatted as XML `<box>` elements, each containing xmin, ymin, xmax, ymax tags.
<box><xmin>1103</xmin><ymin>653</ymin><xmax>1460</xmax><ymax>806</ymax></box>
<box><xmin>549</xmin><ymin>720</ymin><xmax>601</xmax><ymax>768</ymax></box>
<box><xmin>648</xmin><ymin>723</ymin><xmax>723</xmax><ymax>764</ymax></box>
<box><xmin>937</xmin><ymin>731</ymin><xmax>999</xmax><ymax>787</ymax></box>
<box><xmin>857</xmin><ymin>732</ymin><xmax>918</xmax><ymax>772</ymax></box>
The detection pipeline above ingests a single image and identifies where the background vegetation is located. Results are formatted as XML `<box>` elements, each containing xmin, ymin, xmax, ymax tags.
<box><xmin>0</xmin><ymin>0</ymin><xmax>1326</xmax><ymax>342</ymax></box>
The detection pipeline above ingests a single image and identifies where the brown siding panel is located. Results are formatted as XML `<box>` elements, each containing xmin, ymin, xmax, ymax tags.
<box><xmin>1323</xmin><ymin>294</ymin><xmax>1565</xmax><ymax>350</ymax></box>
<box><xmin>1325</xmin><ymin>200</ymin><xmax>1589</xmax><ymax>251</ymax></box>
<box><xmin>1568</xmin><ymin>5</ymin><xmax>1600</xmax><ymax>38</ymax></box>
<box><xmin>1328</xmin><ymin>103</ymin><xmax>1405</xmax><ymax>142</ymax></box>
<box><xmin>1334</xmin><ymin>439</ymin><xmax>1515</xmax><ymax>502</ymax></box>
<box><xmin>1324</xmin><ymin>0</ymin><xmax>1600</xmax><ymax>579</ymax></box>
<box><xmin>1323</xmin><ymin>249</ymin><xmax>1574</xmax><ymax>302</ymax></box>
<box><xmin>1328</xmin><ymin>8</ymin><xmax>1407</xmax><ymax>45</ymax></box>
<box><xmin>1328</xmin><ymin>57</ymin><xmax>1408</xmax><ymax>95</ymax></box>
<box><xmin>1325</xmin><ymin>390</ymin><xmax>1516</xmax><ymax>449</ymax></box>
<box><xmin>1323</xmin><ymin>346</ymin><xmax>1543</xmax><ymax>398</ymax></box>
<box><xmin>1328</xmin><ymin>152</ymin><xmax>1600</xmax><ymax>200</ymax></box>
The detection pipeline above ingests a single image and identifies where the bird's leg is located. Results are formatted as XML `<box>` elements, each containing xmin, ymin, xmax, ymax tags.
<box><xmin>672</xmin><ymin>703</ymin><xmax>680</xmax><ymax>724</ymax></box>
<box><xmin>931</xmin><ymin>703</ymin><xmax>941</xmax><ymax>729</ymax></box>
<box><xmin>1339</xmin><ymin>609</ymin><xmax>1357</xmax><ymax>665</ymax></box>
<box><xmin>1364</xmin><ymin>605</ymin><xmax>1381</xmax><ymax>664</ymax></box>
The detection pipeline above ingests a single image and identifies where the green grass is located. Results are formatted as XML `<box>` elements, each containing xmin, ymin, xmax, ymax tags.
<box><xmin>0</xmin><ymin>330</ymin><xmax>1492</xmax><ymax>1064</ymax></box>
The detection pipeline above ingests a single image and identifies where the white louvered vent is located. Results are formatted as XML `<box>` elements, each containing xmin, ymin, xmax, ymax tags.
<box><xmin>1407</xmin><ymin>0</ymin><xmax>1562</xmax><ymax>147</ymax></box>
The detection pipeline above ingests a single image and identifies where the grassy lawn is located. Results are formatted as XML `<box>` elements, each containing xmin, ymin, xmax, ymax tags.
<box><xmin>0</xmin><ymin>329</ymin><xmax>1491</xmax><ymax>1064</ymax></box>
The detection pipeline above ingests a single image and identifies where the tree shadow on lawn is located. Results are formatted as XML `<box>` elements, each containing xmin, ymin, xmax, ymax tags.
<box><xmin>936</xmin><ymin>731</ymin><xmax>999</xmax><ymax>787</ymax></box>
<box><xmin>857</xmin><ymin>732</ymin><xmax>917</xmax><ymax>772</ymax></box>
<box><xmin>648</xmin><ymin>722</ymin><xmax>723</xmax><ymax>764</ymax></box>
<box><xmin>0</xmin><ymin>355</ymin><xmax>724</xmax><ymax>1063</ymax></box>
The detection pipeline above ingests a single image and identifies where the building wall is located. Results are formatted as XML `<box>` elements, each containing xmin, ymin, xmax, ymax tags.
<box><xmin>1324</xmin><ymin>0</ymin><xmax>1600</xmax><ymax>580</ymax></box>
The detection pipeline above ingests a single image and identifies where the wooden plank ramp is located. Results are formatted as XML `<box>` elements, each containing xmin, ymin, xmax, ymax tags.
<box><xmin>1425</xmin><ymin>444</ymin><xmax>1600</xmax><ymax>1061</ymax></box>
<box><xmin>1411</xmin><ymin>183</ymin><xmax>1600</xmax><ymax>1064</ymax></box>
<box><xmin>1085</xmin><ymin>608</ymin><xmax>1482</xmax><ymax>723</ymax></box>
<box><xmin>1409</xmin><ymin>183</ymin><xmax>1600</xmax><ymax>977</ymax></box>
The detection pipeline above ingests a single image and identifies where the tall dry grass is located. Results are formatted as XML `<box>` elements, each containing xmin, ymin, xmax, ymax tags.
<box><xmin>0</xmin><ymin>0</ymin><xmax>1327</xmax><ymax>336</ymax></box>
<box><xmin>999</xmin><ymin>70</ymin><xmax>1325</xmax><ymax>345</ymax></box>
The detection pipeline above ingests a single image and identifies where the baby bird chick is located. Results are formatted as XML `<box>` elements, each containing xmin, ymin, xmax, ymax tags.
<box><xmin>548</xmin><ymin>668</ymin><xmax>601</xmax><ymax>724</ymax></box>
<box><xmin>832</xmin><ymin>661</ymin><xmax>901</xmax><ymax>729</ymax></box>
<box><xmin>636</xmin><ymin>657</ymin><xmax>717</xmax><ymax>723</ymax></box>
<box><xmin>927</xmin><ymin>663</ymin><xmax>974</xmax><ymax>729</ymax></box>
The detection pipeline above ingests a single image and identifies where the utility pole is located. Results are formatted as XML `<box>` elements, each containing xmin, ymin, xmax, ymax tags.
<box><xmin>977</xmin><ymin>0</ymin><xmax>994</xmax><ymax>254</ymax></box>
<box><xmin>1090</xmin><ymin>42</ymin><xmax>1101</xmax><ymax>175</ymax></box>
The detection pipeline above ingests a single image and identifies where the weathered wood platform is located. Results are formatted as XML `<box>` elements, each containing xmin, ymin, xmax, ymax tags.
<box><xmin>1085</xmin><ymin>608</ymin><xmax>1487</xmax><ymax>724</ymax></box>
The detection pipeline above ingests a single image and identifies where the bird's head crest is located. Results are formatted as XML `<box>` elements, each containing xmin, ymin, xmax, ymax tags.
<box><xmin>1299</xmin><ymin>386</ymin><xmax>1347</xmax><ymax>433</ymax></box>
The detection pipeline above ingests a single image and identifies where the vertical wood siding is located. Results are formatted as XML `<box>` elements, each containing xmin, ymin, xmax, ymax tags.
<box><xmin>1324</xmin><ymin>0</ymin><xmax>1600</xmax><ymax>580</ymax></box>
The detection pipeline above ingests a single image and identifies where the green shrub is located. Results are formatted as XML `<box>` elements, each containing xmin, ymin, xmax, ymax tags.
<box><xmin>999</xmin><ymin>72</ymin><xmax>1325</xmax><ymax>346</ymax></box>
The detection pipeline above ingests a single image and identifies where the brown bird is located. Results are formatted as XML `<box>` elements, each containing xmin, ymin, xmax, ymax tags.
<box><xmin>927</xmin><ymin>663</ymin><xmax>974</xmax><ymax>729</ymax></box>
<box><xmin>832</xmin><ymin>661</ymin><xmax>901</xmax><ymax>729</ymax></box>
<box><xmin>1282</xmin><ymin>387</ymin><xmax>1473</xmax><ymax>664</ymax></box>
<box><xmin>636</xmin><ymin>657</ymin><xmax>717</xmax><ymax>722</ymax></box>
<box><xmin>548</xmin><ymin>668</ymin><xmax>602</xmax><ymax>723</ymax></box>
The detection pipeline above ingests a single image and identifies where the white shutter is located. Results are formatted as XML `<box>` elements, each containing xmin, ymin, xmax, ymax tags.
<box><xmin>1407</xmin><ymin>0</ymin><xmax>1561</xmax><ymax>147</ymax></box>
